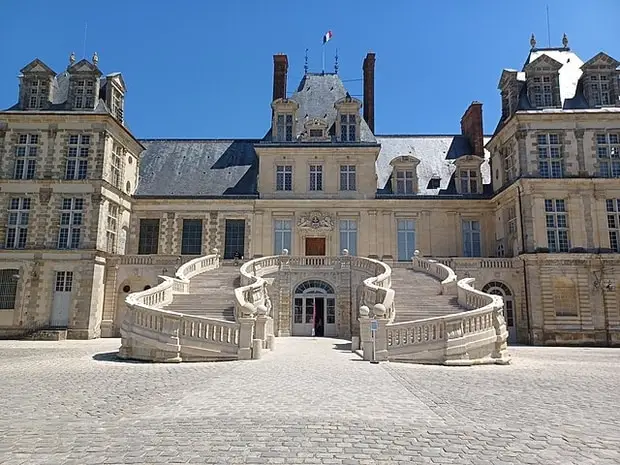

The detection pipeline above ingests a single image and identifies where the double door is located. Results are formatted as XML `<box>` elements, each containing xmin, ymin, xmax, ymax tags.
<box><xmin>292</xmin><ymin>296</ymin><xmax>336</xmax><ymax>337</ymax></box>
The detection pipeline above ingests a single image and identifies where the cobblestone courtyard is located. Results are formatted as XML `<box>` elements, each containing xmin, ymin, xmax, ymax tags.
<box><xmin>0</xmin><ymin>338</ymin><xmax>619</xmax><ymax>465</ymax></box>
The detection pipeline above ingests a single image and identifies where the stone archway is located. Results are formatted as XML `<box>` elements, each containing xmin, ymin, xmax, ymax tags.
<box><xmin>482</xmin><ymin>281</ymin><xmax>516</xmax><ymax>343</ymax></box>
<box><xmin>291</xmin><ymin>279</ymin><xmax>337</xmax><ymax>337</ymax></box>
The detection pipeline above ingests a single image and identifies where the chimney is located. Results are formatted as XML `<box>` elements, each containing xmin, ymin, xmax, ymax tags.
<box><xmin>460</xmin><ymin>102</ymin><xmax>484</xmax><ymax>157</ymax></box>
<box><xmin>272</xmin><ymin>54</ymin><xmax>288</xmax><ymax>102</ymax></box>
<box><xmin>363</xmin><ymin>52</ymin><xmax>376</xmax><ymax>133</ymax></box>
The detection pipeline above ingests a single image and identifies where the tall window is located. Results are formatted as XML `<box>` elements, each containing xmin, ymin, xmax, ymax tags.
<box><xmin>537</xmin><ymin>134</ymin><xmax>563</xmax><ymax>178</ymax></box>
<box><xmin>596</xmin><ymin>133</ymin><xmax>620</xmax><ymax>178</ymax></box>
<box><xmin>74</xmin><ymin>80</ymin><xmax>95</xmax><ymax>109</ymax></box>
<box><xmin>58</xmin><ymin>198</ymin><xmax>83</xmax><ymax>249</ymax></box>
<box><xmin>462</xmin><ymin>220</ymin><xmax>481</xmax><ymax>257</ymax></box>
<box><xmin>397</xmin><ymin>219</ymin><xmax>415</xmax><ymax>261</ymax></box>
<box><xmin>6</xmin><ymin>198</ymin><xmax>30</xmax><ymax>249</ymax></box>
<box><xmin>14</xmin><ymin>133</ymin><xmax>38</xmax><ymax>180</ymax></box>
<box><xmin>224</xmin><ymin>219</ymin><xmax>245</xmax><ymax>259</ymax></box>
<box><xmin>545</xmin><ymin>199</ymin><xmax>569</xmax><ymax>252</ymax></box>
<box><xmin>507</xmin><ymin>206</ymin><xmax>517</xmax><ymax>236</ymax></box>
<box><xmin>590</xmin><ymin>75</ymin><xmax>610</xmax><ymax>106</ymax></box>
<box><xmin>111</xmin><ymin>143</ymin><xmax>124</xmax><ymax>189</ymax></box>
<box><xmin>276</xmin><ymin>114</ymin><xmax>293</xmax><ymax>142</ymax></box>
<box><xmin>309</xmin><ymin>165</ymin><xmax>323</xmax><ymax>191</ymax></box>
<box><xmin>273</xmin><ymin>219</ymin><xmax>292</xmax><ymax>254</ymax></box>
<box><xmin>503</xmin><ymin>143</ymin><xmax>517</xmax><ymax>182</ymax></box>
<box><xmin>27</xmin><ymin>79</ymin><xmax>46</xmax><ymax>109</ymax></box>
<box><xmin>460</xmin><ymin>170</ymin><xmax>478</xmax><ymax>194</ymax></box>
<box><xmin>340</xmin><ymin>114</ymin><xmax>356</xmax><ymax>142</ymax></box>
<box><xmin>339</xmin><ymin>165</ymin><xmax>356</xmax><ymax>191</ymax></box>
<box><xmin>606</xmin><ymin>199</ymin><xmax>620</xmax><ymax>252</ymax></box>
<box><xmin>532</xmin><ymin>75</ymin><xmax>553</xmax><ymax>107</ymax></box>
<box><xmin>138</xmin><ymin>219</ymin><xmax>160</xmax><ymax>255</ymax></box>
<box><xmin>106</xmin><ymin>203</ymin><xmax>119</xmax><ymax>254</ymax></box>
<box><xmin>339</xmin><ymin>219</ymin><xmax>357</xmax><ymax>256</ymax></box>
<box><xmin>0</xmin><ymin>269</ymin><xmax>19</xmax><ymax>309</ymax></box>
<box><xmin>276</xmin><ymin>165</ymin><xmax>292</xmax><ymax>191</ymax></box>
<box><xmin>65</xmin><ymin>134</ymin><xmax>90</xmax><ymax>180</ymax></box>
<box><xmin>181</xmin><ymin>219</ymin><xmax>203</xmax><ymax>255</ymax></box>
<box><xmin>111</xmin><ymin>90</ymin><xmax>124</xmax><ymax>123</ymax></box>
<box><xmin>395</xmin><ymin>170</ymin><xmax>414</xmax><ymax>194</ymax></box>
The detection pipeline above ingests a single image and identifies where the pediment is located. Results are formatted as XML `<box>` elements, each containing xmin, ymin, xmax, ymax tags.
<box><xmin>525</xmin><ymin>54</ymin><xmax>563</xmax><ymax>72</ymax></box>
<box><xmin>271</xmin><ymin>97</ymin><xmax>299</xmax><ymax>111</ymax></box>
<box><xmin>389</xmin><ymin>154</ymin><xmax>421</xmax><ymax>167</ymax></box>
<box><xmin>107</xmin><ymin>73</ymin><xmax>127</xmax><ymax>91</ymax></box>
<box><xmin>498</xmin><ymin>69</ymin><xmax>518</xmax><ymax>90</ymax></box>
<box><xmin>581</xmin><ymin>52</ymin><xmax>620</xmax><ymax>70</ymax></box>
<box><xmin>68</xmin><ymin>59</ymin><xmax>102</xmax><ymax>76</ymax></box>
<box><xmin>454</xmin><ymin>154</ymin><xmax>484</xmax><ymax>166</ymax></box>
<box><xmin>334</xmin><ymin>94</ymin><xmax>362</xmax><ymax>109</ymax></box>
<box><xmin>20</xmin><ymin>58</ymin><xmax>56</xmax><ymax>75</ymax></box>
<box><xmin>304</xmin><ymin>117</ymin><xmax>328</xmax><ymax>130</ymax></box>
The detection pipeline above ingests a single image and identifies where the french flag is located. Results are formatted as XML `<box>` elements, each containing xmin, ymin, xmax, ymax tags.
<box><xmin>322</xmin><ymin>30</ymin><xmax>333</xmax><ymax>44</ymax></box>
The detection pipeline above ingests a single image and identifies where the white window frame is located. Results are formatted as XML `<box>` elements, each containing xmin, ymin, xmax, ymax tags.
<box><xmin>533</xmin><ymin>75</ymin><xmax>553</xmax><ymax>107</ymax></box>
<box><xmin>339</xmin><ymin>165</ymin><xmax>356</xmax><ymax>191</ymax></box>
<box><xmin>537</xmin><ymin>134</ymin><xmax>563</xmax><ymax>178</ymax></box>
<box><xmin>276</xmin><ymin>165</ymin><xmax>292</xmax><ymax>191</ymax></box>
<box><xmin>590</xmin><ymin>75</ymin><xmax>611</xmax><ymax>106</ymax></box>
<box><xmin>545</xmin><ymin>199</ymin><xmax>569</xmax><ymax>252</ymax></box>
<box><xmin>507</xmin><ymin>206</ymin><xmax>517</xmax><ymax>235</ymax></box>
<box><xmin>14</xmin><ymin>133</ymin><xmax>38</xmax><ymax>180</ymax></box>
<box><xmin>462</xmin><ymin>220</ymin><xmax>482</xmax><ymax>257</ymax></box>
<box><xmin>111</xmin><ymin>89</ymin><xmax>124</xmax><ymax>122</ymax></box>
<box><xmin>395</xmin><ymin>170</ymin><xmax>414</xmax><ymax>194</ymax></box>
<box><xmin>6</xmin><ymin>198</ymin><xmax>30</xmax><ymax>249</ymax></box>
<box><xmin>309</xmin><ymin>165</ymin><xmax>323</xmax><ymax>191</ymax></box>
<box><xmin>340</xmin><ymin>114</ymin><xmax>356</xmax><ymax>142</ymax></box>
<box><xmin>106</xmin><ymin>203</ymin><xmax>119</xmax><ymax>254</ymax></box>
<box><xmin>397</xmin><ymin>219</ymin><xmax>415</xmax><ymax>261</ymax></box>
<box><xmin>503</xmin><ymin>143</ymin><xmax>517</xmax><ymax>182</ymax></box>
<box><xmin>55</xmin><ymin>271</ymin><xmax>74</xmax><ymax>292</ymax></box>
<box><xmin>58</xmin><ymin>198</ymin><xmax>84</xmax><ymax>249</ymax></box>
<box><xmin>276</xmin><ymin>113</ymin><xmax>294</xmax><ymax>142</ymax></box>
<box><xmin>606</xmin><ymin>199</ymin><xmax>620</xmax><ymax>252</ymax></box>
<box><xmin>111</xmin><ymin>143</ymin><xmax>124</xmax><ymax>189</ymax></box>
<box><xmin>65</xmin><ymin>134</ymin><xmax>90</xmax><ymax>180</ymax></box>
<box><xmin>74</xmin><ymin>79</ymin><xmax>95</xmax><ymax>109</ymax></box>
<box><xmin>273</xmin><ymin>219</ymin><xmax>292</xmax><ymax>254</ymax></box>
<box><xmin>339</xmin><ymin>219</ymin><xmax>357</xmax><ymax>255</ymax></box>
<box><xmin>459</xmin><ymin>170</ymin><xmax>478</xmax><ymax>194</ymax></box>
<box><xmin>27</xmin><ymin>79</ymin><xmax>46</xmax><ymax>109</ymax></box>
<box><xmin>596</xmin><ymin>133</ymin><xmax>620</xmax><ymax>178</ymax></box>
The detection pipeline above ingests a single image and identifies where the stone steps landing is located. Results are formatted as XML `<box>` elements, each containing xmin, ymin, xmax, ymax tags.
<box><xmin>390</xmin><ymin>268</ymin><xmax>462</xmax><ymax>323</ymax></box>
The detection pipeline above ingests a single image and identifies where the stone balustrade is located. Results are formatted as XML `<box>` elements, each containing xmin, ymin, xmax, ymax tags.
<box><xmin>436</xmin><ymin>257</ymin><xmax>517</xmax><ymax>270</ymax></box>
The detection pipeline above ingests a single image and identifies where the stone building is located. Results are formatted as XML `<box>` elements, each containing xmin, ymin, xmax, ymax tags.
<box><xmin>1</xmin><ymin>34</ymin><xmax>619</xmax><ymax>346</ymax></box>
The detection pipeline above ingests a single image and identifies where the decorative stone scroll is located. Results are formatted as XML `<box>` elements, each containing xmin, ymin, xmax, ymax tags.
<box><xmin>297</xmin><ymin>211</ymin><xmax>334</xmax><ymax>231</ymax></box>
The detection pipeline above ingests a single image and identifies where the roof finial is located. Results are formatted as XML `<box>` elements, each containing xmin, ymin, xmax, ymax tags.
<box><xmin>92</xmin><ymin>51</ymin><xmax>99</xmax><ymax>66</ymax></box>
<box><xmin>334</xmin><ymin>48</ymin><xmax>339</xmax><ymax>74</ymax></box>
<box><xmin>304</xmin><ymin>48</ymin><xmax>308</xmax><ymax>74</ymax></box>
<box><xmin>530</xmin><ymin>33</ymin><xmax>537</xmax><ymax>50</ymax></box>
<box><xmin>562</xmin><ymin>33</ymin><xmax>569</xmax><ymax>48</ymax></box>
<box><xmin>69</xmin><ymin>51</ymin><xmax>76</xmax><ymax>66</ymax></box>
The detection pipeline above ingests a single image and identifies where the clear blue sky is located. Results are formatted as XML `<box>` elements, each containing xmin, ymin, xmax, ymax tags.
<box><xmin>1</xmin><ymin>0</ymin><xmax>618</xmax><ymax>139</ymax></box>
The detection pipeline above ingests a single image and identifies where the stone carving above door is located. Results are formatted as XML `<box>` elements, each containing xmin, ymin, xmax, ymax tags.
<box><xmin>297</xmin><ymin>211</ymin><xmax>334</xmax><ymax>231</ymax></box>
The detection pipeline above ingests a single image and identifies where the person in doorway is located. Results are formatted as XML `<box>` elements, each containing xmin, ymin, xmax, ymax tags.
<box><xmin>316</xmin><ymin>317</ymin><xmax>324</xmax><ymax>337</ymax></box>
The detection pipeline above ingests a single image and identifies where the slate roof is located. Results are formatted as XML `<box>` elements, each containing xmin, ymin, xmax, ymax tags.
<box><xmin>135</xmin><ymin>139</ymin><xmax>259</xmax><ymax>198</ymax></box>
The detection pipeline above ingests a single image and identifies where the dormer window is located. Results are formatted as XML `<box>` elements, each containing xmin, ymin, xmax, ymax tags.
<box><xmin>533</xmin><ymin>76</ymin><xmax>553</xmax><ymax>107</ymax></box>
<box><xmin>276</xmin><ymin>114</ymin><xmax>294</xmax><ymax>141</ymax></box>
<box><xmin>111</xmin><ymin>90</ymin><xmax>124</xmax><ymax>123</ymax></box>
<box><xmin>396</xmin><ymin>170</ymin><xmax>414</xmax><ymax>194</ymax></box>
<box><xmin>454</xmin><ymin>155</ymin><xmax>484</xmax><ymax>195</ymax></box>
<box><xmin>340</xmin><ymin>114</ymin><xmax>356</xmax><ymax>142</ymax></box>
<box><xmin>389</xmin><ymin>155</ymin><xmax>420</xmax><ymax>195</ymax></box>
<box><xmin>335</xmin><ymin>95</ymin><xmax>362</xmax><ymax>143</ymax></box>
<box><xmin>271</xmin><ymin>98</ymin><xmax>299</xmax><ymax>143</ymax></box>
<box><xmin>301</xmin><ymin>117</ymin><xmax>329</xmax><ymax>142</ymax></box>
<box><xmin>460</xmin><ymin>170</ymin><xmax>478</xmax><ymax>193</ymax></box>
<box><xmin>27</xmin><ymin>80</ymin><xmax>47</xmax><ymax>109</ymax></box>
<box><xmin>309</xmin><ymin>129</ymin><xmax>323</xmax><ymax>138</ymax></box>
<box><xmin>589</xmin><ymin>75</ymin><xmax>610</xmax><ymax>106</ymax></box>
<box><xmin>74</xmin><ymin>80</ymin><xmax>95</xmax><ymax>109</ymax></box>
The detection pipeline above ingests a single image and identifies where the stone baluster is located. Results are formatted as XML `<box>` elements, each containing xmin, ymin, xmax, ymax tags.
<box><xmin>358</xmin><ymin>305</ymin><xmax>373</xmax><ymax>361</ymax></box>
<box><xmin>253</xmin><ymin>304</ymin><xmax>269</xmax><ymax>357</ymax></box>
<box><xmin>371</xmin><ymin>303</ymin><xmax>389</xmax><ymax>362</ymax></box>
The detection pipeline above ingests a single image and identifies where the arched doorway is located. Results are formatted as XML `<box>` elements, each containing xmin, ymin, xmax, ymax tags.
<box><xmin>482</xmin><ymin>281</ymin><xmax>516</xmax><ymax>343</ymax></box>
<box><xmin>292</xmin><ymin>279</ymin><xmax>336</xmax><ymax>337</ymax></box>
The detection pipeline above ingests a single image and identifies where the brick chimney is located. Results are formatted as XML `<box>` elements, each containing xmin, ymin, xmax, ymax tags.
<box><xmin>272</xmin><ymin>54</ymin><xmax>288</xmax><ymax>102</ymax></box>
<box><xmin>460</xmin><ymin>102</ymin><xmax>484</xmax><ymax>157</ymax></box>
<box><xmin>363</xmin><ymin>52</ymin><xmax>376</xmax><ymax>133</ymax></box>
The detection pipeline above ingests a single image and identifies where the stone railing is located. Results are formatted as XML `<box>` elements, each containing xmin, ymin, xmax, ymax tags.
<box><xmin>436</xmin><ymin>257</ymin><xmax>517</xmax><ymax>270</ymax></box>
<box><xmin>119</xmin><ymin>250</ymin><xmax>243</xmax><ymax>362</ymax></box>
<box><xmin>353</xmin><ymin>256</ymin><xmax>395</xmax><ymax>322</ymax></box>
<box><xmin>360</xmin><ymin>253</ymin><xmax>509</xmax><ymax>366</ymax></box>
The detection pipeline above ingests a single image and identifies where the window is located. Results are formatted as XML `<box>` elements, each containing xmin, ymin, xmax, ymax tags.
<box><xmin>224</xmin><ymin>219</ymin><xmax>245</xmax><ymax>259</ymax></box>
<box><xmin>596</xmin><ymin>133</ymin><xmax>620</xmax><ymax>178</ymax></box>
<box><xmin>6</xmin><ymin>198</ymin><xmax>30</xmax><ymax>249</ymax></box>
<box><xmin>74</xmin><ymin>80</ymin><xmax>95</xmax><ymax>109</ymax></box>
<box><xmin>111</xmin><ymin>143</ymin><xmax>124</xmax><ymax>189</ymax></box>
<box><xmin>309</xmin><ymin>165</ymin><xmax>323</xmax><ymax>191</ymax></box>
<box><xmin>58</xmin><ymin>198</ymin><xmax>83</xmax><ymax>249</ymax></box>
<box><xmin>590</xmin><ymin>75</ymin><xmax>610</xmax><ymax>106</ymax></box>
<box><xmin>507</xmin><ymin>206</ymin><xmax>517</xmax><ymax>235</ymax></box>
<box><xmin>460</xmin><ymin>170</ymin><xmax>478</xmax><ymax>194</ymax></box>
<box><xmin>309</xmin><ymin>129</ymin><xmax>323</xmax><ymax>138</ymax></box>
<box><xmin>340</xmin><ymin>114</ymin><xmax>356</xmax><ymax>142</ymax></box>
<box><xmin>111</xmin><ymin>90</ymin><xmax>124</xmax><ymax>123</ymax></box>
<box><xmin>276</xmin><ymin>165</ymin><xmax>292</xmax><ymax>191</ymax></box>
<box><xmin>65</xmin><ymin>134</ymin><xmax>90</xmax><ymax>180</ymax></box>
<box><xmin>545</xmin><ymin>199</ymin><xmax>569</xmax><ymax>252</ymax></box>
<box><xmin>503</xmin><ymin>143</ymin><xmax>517</xmax><ymax>182</ymax></box>
<box><xmin>0</xmin><ymin>269</ymin><xmax>19</xmax><ymax>309</ymax></box>
<box><xmin>339</xmin><ymin>165</ymin><xmax>356</xmax><ymax>191</ymax></box>
<box><xmin>482</xmin><ymin>282</ymin><xmax>514</xmax><ymax>328</ymax></box>
<box><xmin>14</xmin><ymin>134</ymin><xmax>38</xmax><ymax>180</ymax></box>
<box><xmin>532</xmin><ymin>75</ymin><xmax>553</xmax><ymax>107</ymax></box>
<box><xmin>276</xmin><ymin>114</ymin><xmax>293</xmax><ymax>142</ymax></box>
<box><xmin>462</xmin><ymin>220</ymin><xmax>481</xmax><ymax>257</ymax></box>
<box><xmin>106</xmin><ymin>203</ymin><xmax>119</xmax><ymax>254</ymax></box>
<box><xmin>181</xmin><ymin>219</ymin><xmax>203</xmax><ymax>255</ymax></box>
<box><xmin>273</xmin><ymin>219</ymin><xmax>292</xmax><ymax>254</ymax></box>
<box><xmin>26</xmin><ymin>79</ymin><xmax>46</xmax><ymax>109</ymax></box>
<box><xmin>55</xmin><ymin>271</ymin><xmax>74</xmax><ymax>292</ymax></box>
<box><xmin>606</xmin><ymin>199</ymin><xmax>620</xmax><ymax>252</ymax></box>
<box><xmin>339</xmin><ymin>219</ymin><xmax>357</xmax><ymax>256</ymax></box>
<box><xmin>138</xmin><ymin>219</ymin><xmax>160</xmax><ymax>255</ymax></box>
<box><xmin>397</xmin><ymin>219</ymin><xmax>415</xmax><ymax>261</ymax></box>
<box><xmin>537</xmin><ymin>134</ymin><xmax>563</xmax><ymax>178</ymax></box>
<box><xmin>395</xmin><ymin>170</ymin><xmax>414</xmax><ymax>194</ymax></box>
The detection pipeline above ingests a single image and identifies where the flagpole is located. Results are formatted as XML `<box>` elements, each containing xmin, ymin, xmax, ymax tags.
<box><xmin>312</xmin><ymin>299</ymin><xmax>316</xmax><ymax>337</ymax></box>
<box><xmin>322</xmin><ymin>44</ymin><xmax>325</xmax><ymax>74</ymax></box>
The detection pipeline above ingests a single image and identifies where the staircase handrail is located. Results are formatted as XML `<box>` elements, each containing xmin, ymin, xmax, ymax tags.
<box><xmin>350</xmin><ymin>256</ymin><xmax>395</xmax><ymax>321</ymax></box>
<box><xmin>411</xmin><ymin>251</ymin><xmax>458</xmax><ymax>295</ymax></box>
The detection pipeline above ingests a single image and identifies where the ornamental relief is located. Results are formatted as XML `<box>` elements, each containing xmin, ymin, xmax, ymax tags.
<box><xmin>297</xmin><ymin>211</ymin><xmax>334</xmax><ymax>231</ymax></box>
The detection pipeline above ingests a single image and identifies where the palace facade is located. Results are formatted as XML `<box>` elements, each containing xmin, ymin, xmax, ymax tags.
<box><xmin>1</xmin><ymin>35</ymin><xmax>620</xmax><ymax>346</ymax></box>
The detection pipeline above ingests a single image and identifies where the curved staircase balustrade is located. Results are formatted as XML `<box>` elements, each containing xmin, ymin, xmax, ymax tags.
<box><xmin>119</xmin><ymin>251</ymin><xmax>241</xmax><ymax>362</ymax></box>
<box><xmin>360</xmin><ymin>253</ymin><xmax>510</xmax><ymax>366</ymax></box>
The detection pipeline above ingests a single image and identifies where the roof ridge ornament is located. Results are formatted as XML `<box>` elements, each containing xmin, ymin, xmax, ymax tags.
<box><xmin>92</xmin><ymin>52</ymin><xmax>99</xmax><ymax>66</ymax></box>
<box><xmin>69</xmin><ymin>51</ymin><xmax>76</xmax><ymax>66</ymax></box>
<box><xmin>530</xmin><ymin>33</ymin><xmax>537</xmax><ymax>50</ymax></box>
<box><xmin>562</xmin><ymin>33</ymin><xmax>569</xmax><ymax>49</ymax></box>
<box><xmin>304</xmin><ymin>48</ymin><xmax>308</xmax><ymax>75</ymax></box>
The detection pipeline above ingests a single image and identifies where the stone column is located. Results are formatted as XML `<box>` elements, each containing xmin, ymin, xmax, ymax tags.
<box><xmin>574</xmin><ymin>129</ymin><xmax>587</xmax><ymax>175</ymax></box>
<box><xmin>237</xmin><ymin>316</ymin><xmax>255</xmax><ymax>360</ymax></box>
<box><xmin>358</xmin><ymin>306</ymin><xmax>372</xmax><ymax>360</ymax></box>
<box><xmin>515</xmin><ymin>129</ymin><xmax>529</xmax><ymax>176</ymax></box>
